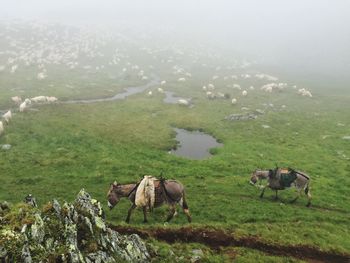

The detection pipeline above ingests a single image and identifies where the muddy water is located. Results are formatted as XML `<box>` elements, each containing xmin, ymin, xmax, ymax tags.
<box><xmin>63</xmin><ymin>75</ymin><xmax>159</xmax><ymax>104</ymax></box>
<box><xmin>170</xmin><ymin>128</ymin><xmax>223</xmax><ymax>160</ymax></box>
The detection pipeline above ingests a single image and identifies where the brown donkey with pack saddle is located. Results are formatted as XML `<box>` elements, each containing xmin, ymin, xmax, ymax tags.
<box><xmin>107</xmin><ymin>177</ymin><xmax>192</xmax><ymax>223</ymax></box>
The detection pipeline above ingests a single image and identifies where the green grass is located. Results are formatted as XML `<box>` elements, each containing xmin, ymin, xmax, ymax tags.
<box><xmin>1</xmin><ymin>39</ymin><xmax>350</xmax><ymax>261</ymax></box>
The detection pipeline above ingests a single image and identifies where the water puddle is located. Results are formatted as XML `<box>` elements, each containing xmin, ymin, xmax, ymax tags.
<box><xmin>170</xmin><ymin>128</ymin><xmax>223</xmax><ymax>159</ymax></box>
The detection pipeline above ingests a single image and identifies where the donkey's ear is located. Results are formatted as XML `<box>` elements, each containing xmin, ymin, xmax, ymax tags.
<box><xmin>113</xmin><ymin>181</ymin><xmax>118</xmax><ymax>186</ymax></box>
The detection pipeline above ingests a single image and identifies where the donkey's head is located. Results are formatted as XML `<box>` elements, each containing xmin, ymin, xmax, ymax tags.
<box><xmin>107</xmin><ymin>181</ymin><xmax>120</xmax><ymax>209</ymax></box>
<box><xmin>250</xmin><ymin>170</ymin><xmax>269</xmax><ymax>186</ymax></box>
<box><xmin>250</xmin><ymin>171</ymin><xmax>259</xmax><ymax>185</ymax></box>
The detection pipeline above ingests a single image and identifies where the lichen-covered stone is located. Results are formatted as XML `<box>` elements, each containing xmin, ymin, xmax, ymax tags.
<box><xmin>0</xmin><ymin>190</ymin><xmax>151</xmax><ymax>262</ymax></box>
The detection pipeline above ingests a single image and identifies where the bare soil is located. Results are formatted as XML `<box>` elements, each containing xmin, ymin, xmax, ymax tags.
<box><xmin>109</xmin><ymin>225</ymin><xmax>350</xmax><ymax>263</ymax></box>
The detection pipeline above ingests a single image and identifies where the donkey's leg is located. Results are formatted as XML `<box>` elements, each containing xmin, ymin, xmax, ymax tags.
<box><xmin>290</xmin><ymin>189</ymin><xmax>301</xmax><ymax>203</ymax></box>
<box><xmin>305</xmin><ymin>187</ymin><xmax>312</xmax><ymax>207</ymax></box>
<box><xmin>143</xmin><ymin>206</ymin><xmax>148</xmax><ymax>223</ymax></box>
<box><xmin>165</xmin><ymin>204</ymin><xmax>176</xmax><ymax>222</ymax></box>
<box><xmin>260</xmin><ymin>185</ymin><xmax>268</xmax><ymax>198</ymax></box>
<box><xmin>274</xmin><ymin>190</ymin><xmax>278</xmax><ymax>200</ymax></box>
<box><xmin>181</xmin><ymin>195</ymin><xmax>192</xmax><ymax>223</ymax></box>
<box><xmin>125</xmin><ymin>204</ymin><xmax>136</xmax><ymax>224</ymax></box>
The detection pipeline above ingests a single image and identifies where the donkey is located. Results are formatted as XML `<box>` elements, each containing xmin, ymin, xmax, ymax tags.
<box><xmin>250</xmin><ymin>168</ymin><xmax>312</xmax><ymax>207</ymax></box>
<box><xmin>107</xmin><ymin>178</ymin><xmax>192</xmax><ymax>223</ymax></box>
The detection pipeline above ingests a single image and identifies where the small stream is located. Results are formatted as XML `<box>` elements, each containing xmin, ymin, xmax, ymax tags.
<box><xmin>63</xmin><ymin>74</ymin><xmax>160</xmax><ymax>104</ymax></box>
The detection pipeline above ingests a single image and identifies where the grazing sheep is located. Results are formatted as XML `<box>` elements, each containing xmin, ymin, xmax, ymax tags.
<box><xmin>31</xmin><ymin>96</ymin><xmax>47</xmax><ymax>103</ymax></box>
<box><xmin>11</xmin><ymin>96</ymin><xmax>22</xmax><ymax>104</ymax></box>
<box><xmin>297</xmin><ymin>88</ymin><xmax>312</xmax><ymax>97</ymax></box>
<box><xmin>202</xmin><ymin>85</ymin><xmax>207</xmax><ymax>91</ymax></box>
<box><xmin>233</xmin><ymin>84</ymin><xmax>241</xmax><ymax>90</ymax></box>
<box><xmin>178</xmin><ymin>99</ymin><xmax>189</xmax><ymax>106</ymax></box>
<box><xmin>148</xmin><ymin>91</ymin><xmax>153</xmax><ymax>96</ymax></box>
<box><xmin>249</xmin><ymin>86</ymin><xmax>255</xmax><ymax>90</ymax></box>
<box><xmin>242</xmin><ymin>90</ymin><xmax>248</xmax><ymax>96</ymax></box>
<box><xmin>178</xmin><ymin>77</ymin><xmax>186</xmax><ymax>82</ymax></box>
<box><xmin>157</xmin><ymin>87</ymin><xmax>164</xmax><ymax>93</ymax></box>
<box><xmin>0</xmin><ymin>121</ymin><xmax>3</xmax><ymax>136</ymax></box>
<box><xmin>2</xmin><ymin>110</ymin><xmax>11</xmax><ymax>124</ymax></box>
<box><xmin>206</xmin><ymin>91</ymin><xmax>216</xmax><ymax>100</ymax></box>
<box><xmin>261</xmin><ymin>83</ymin><xmax>277</xmax><ymax>93</ymax></box>
<box><xmin>161</xmin><ymin>80</ymin><xmax>166</xmax><ymax>86</ymax></box>
<box><xmin>208</xmin><ymin>83</ymin><xmax>215</xmax><ymax>90</ymax></box>
<box><xmin>265</xmin><ymin>86</ymin><xmax>273</xmax><ymax>93</ymax></box>
<box><xmin>19</xmin><ymin>99</ymin><xmax>31</xmax><ymax>112</ymax></box>
<box><xmin>37</xmin><ymin>72</ymin><xmax>46</xmax><ymax>80</ymax></box>
<box><xmin>46</xmin><ymin>96</ymin><xmax>58</xmax><ymax>103</ymax></box>
<box><xmin>231</xmin><ymin>98</ymin><xmax>237</xmax><ymax>105</ymax></box>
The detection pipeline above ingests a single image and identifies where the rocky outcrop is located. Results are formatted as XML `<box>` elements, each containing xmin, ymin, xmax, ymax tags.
<box><xmin>224</xmin><ymin>113</ymin><xmax>258</xmax><ymax>121</ymax></box>
<box><xmin>0</xmin><ymin>190</ymin><xmax>150</xmax><ymax>262</ymax></box>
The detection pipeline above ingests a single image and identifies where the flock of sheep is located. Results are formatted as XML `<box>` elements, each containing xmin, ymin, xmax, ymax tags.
<box><xmin>0</xmin><ymin>21</ymin><xmax>315</xmax><ymax>139</ymax></box>
<box><xmin>0</xmin><ymin>96</ymin><xmax>58</xmax><ymax>137</ymax></box>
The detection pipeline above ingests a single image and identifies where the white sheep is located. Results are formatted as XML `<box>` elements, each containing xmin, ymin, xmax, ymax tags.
<box><xmin>31</xmin><ymin>96</ymin><xmax>47</xmax><ymax>103</ymax></box>
<box><xmin>202</xmin><ymin>86</ymin><xmax>207</xmax><ymax>91</ymax></box>
<box><xmin>148</xmin><ymin>91</ymin><xmax>153</xmax><ymax>96</ymax></box>
<box><xmin>208</xmin><ymin>83</ymin><xmax>215</xmax><ymax>90</ymax></box>
<box><xmin>11</xmin><ymin>96</ymin><xmax>22</xmax><ymax>104</ymax></box>
<box><xmin>178</xmin><ymin>77</ymin><xmax>186</xmax><ymax>82</ymax></box>
<box><xmin>297</xmin><ymin>88</ymin><xmax>312</xmax><ymax>97</ymax></box>
<box><xmin>157</xmin><ymin>87</ymin><xmax>164</xmax><ymax>93</ymax></box>
<box><xmin>0</xmin><ymin>121</ymin><xmax>3</xmax><ymax>136</ymax></box>
<box><xmin>37</xmin><ymin>72</ymin><xmax>46</xmax><ymax>80</ymax></box>
<box><xmin>160</xmin><ymin>80</ymin><xmax>166</xmax><ymax>86</ymax></box>
<box><xmin>19</xmin><ymin>99</ymin><xmax>31</xmax><ymax>112</ymax></box>
<box><xmin>233</xmin><ymin>84</ymin><xmax>241</xmax><ymax>90</ymax></box>
<box><xmin>46</xmin><ymin>96</ymin><xmax>58</xmax><ymax>103</ymax></box>
<box><xmin>242</xmin><ymin>90</ymin><xmax>248</xmax><ymax>96</ymax></box>
<box><xmin>206</xmin><ymin>91</ymin><xmax>216</xmax><ymax>100</ymax></box>
<box><xmin>178</xmin><ymin>99</ymin><xmax>189</xmax><ymax>106</ymax></box>
<box><xmin>217</xmin><ymin>92</ymin><xmax>226</xmax><ymax>99</ymax></box>
<box><xmin>2</xmin><ymin>110</ymin><xmax>12</xmax><ymax>124</ymax></box>
<box><xmin>231</xmin><ymin>98</ymin><xmax>237</xmax><ymax>105</ymax></box>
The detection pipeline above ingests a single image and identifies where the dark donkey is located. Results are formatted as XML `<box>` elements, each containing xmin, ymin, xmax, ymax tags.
<box><xmin>107</xmin><ymin>178</ymin><xmax>192</xmax><ymax>223</ymax></box>
<box><xmin>250</xmin><ymin>167</ymin><xmax>312</xmax><ymax>207</ymax></box>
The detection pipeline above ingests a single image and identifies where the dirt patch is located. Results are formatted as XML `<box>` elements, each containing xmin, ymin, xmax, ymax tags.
<box><xmin>109</xmin><ymin>225</ymin><xmax>350</xmax><ymax>263</ymax></box>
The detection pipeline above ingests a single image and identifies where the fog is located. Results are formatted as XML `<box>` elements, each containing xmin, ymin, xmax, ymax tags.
<box><xmin>1</xmin><ymin>0</ymin><xmax>350</xmax><ymax>83</ymax></box>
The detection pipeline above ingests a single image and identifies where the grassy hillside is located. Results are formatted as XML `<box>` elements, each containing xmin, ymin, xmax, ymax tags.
<box><xmin>0</xmin><ymin>22</ymin><xmax>349</xmax><ymax>261</ymax></box>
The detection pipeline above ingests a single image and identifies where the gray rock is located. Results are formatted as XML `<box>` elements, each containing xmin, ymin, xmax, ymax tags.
<box><xmin>52</xmin><ymin>199</ymin><xmax>61</xmax><ymax>217</ymax></box>
<box><xmin>0</xmin><ymin>190</ymin><xmax>151</xmax><ymax>262</ymax></box>
<box><xmin>24</xmin><ymin>194</ymin><xmax>37</xmax><ymax>207</ymax></box>
<box><xmin>0</xmin><ymin>201</ymin><xmax>10</xmax><ymax>212</ymax></box>
<box><xmin>0</xmin><ymin>246</ymin><xmax>7</xmax><ymax>258</ymax></box>
<box><xmin>21</xmin><ymin>244</ymin><xmax>32</xmax><ymax>263</ymax></box>
<box><xmin>30</xmin><ymin>214</ymin><xmax>45</xmax><ymax>243</ymax></box>
<box><xmin>225</xmin><ymin>113</ymin><xmax>258</xmax><ymax>121</ymax></box>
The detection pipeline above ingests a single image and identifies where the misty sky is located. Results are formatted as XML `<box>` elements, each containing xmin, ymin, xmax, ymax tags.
<box><xmin>1</xmin><ymin>0</ymin><xmax>349</xmax><ymax>80</ymax></box>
